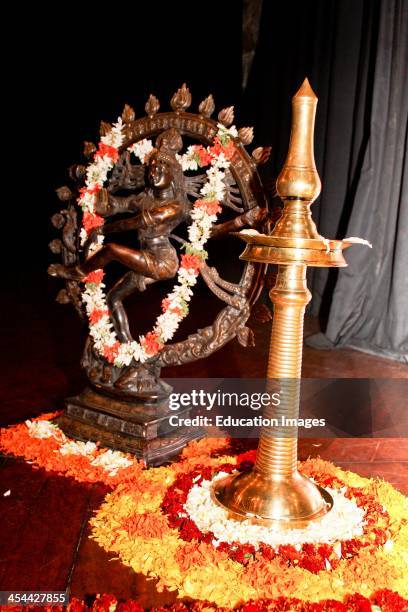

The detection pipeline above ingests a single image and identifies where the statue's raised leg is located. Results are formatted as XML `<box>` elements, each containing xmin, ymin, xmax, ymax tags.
<box><xmin>107</xmin><ymin>271</ymin><xmax>150</xmax><ymax>342</ymax></box>
<box><xmin>82</xmin><ymin>243</ymin><xmax>153</xmax><ymax>274</ymax></box>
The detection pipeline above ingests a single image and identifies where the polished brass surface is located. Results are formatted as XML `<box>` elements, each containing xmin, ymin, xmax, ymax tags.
<box><xmin>212</xmin><ymin>78</ymin><xmax>342</xmax><ymax>527</ymax></box>
<box><xmin>239</xmin><ymin>243</ymin><xmax>348</xmax><ymax>267</ymax></box>
<box><xmin>211</xmin><ymin>473</ymin><xmax>333</xmax><ymax>527</ymax></box>
<box><xmin>276</xmin><ymin>78</ymin><xmax>321</xmax><ymax>205</ymax></box>
<box><xmin>236</xmin><ymin>233</ymin><xmax>356</xmax><ymax>251</ymax></box>
<box><xmin>212</xmin><ymin>264</ymin><xmax>333</xmax><ymax>525</ymax></box>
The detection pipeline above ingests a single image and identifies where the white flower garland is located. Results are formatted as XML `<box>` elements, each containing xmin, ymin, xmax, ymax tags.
<box><xmin>25</xmin><ymin>419</ymin><xmax>64</xmax><ymax>441</ymax></box>
<box><xmin>184</xmin><ymin>472</ymin><xmax>366</xmax><ymax>554</ymax></box>
<box><xmin>25</xmin><ymin>419</ymin><xmax>133</xmax><ymax>476</ymax></box>
<box><xmin>77</xmin><ymin>120</ymin><xmax>237</xmax><ymax>367</ymax></box>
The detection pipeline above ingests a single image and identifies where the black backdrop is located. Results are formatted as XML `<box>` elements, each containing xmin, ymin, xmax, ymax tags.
<box><xmin>7</xmin><ymin>0</ymin><xmax>408</xmax><ymax>362</ymax></box>
<box><xmin>9</xmin><ymin>1</ymin><xmax>243</xmax><ymax>283</ymax></box>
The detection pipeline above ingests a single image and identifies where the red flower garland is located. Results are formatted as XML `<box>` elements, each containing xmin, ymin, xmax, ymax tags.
<box><xmin>89</xmin><ymin>308</ymin><xmax>110</xmax><ymax>325</ymax></box>
<box><xmin>6</xmin><ymin>589</ymin><xmax>407</xmax><ymax>611</ymax></box>
<box><xmin>83</xmin><ymin>270</ymin><xmax>105</xmax><ymax>284</ymax></box>
<box><xmin>194</xmin><ymin>199</ymin><xmax>222</xmax><ymax>215</ymax></box>
<box><xmin>83</xmin><ymin>211</ymin><xmax>105</xmax><ymax>234</ymax></box>
<box><xmin>95</xmin><ymin>142</ymin><xmax>120</xmax><ymax>162</ymax></box>
<box><xmin>142</xmin><ymin>331</ymin><xmax>163</xmax><ymax>355</ymax></box>
<box><xmin>103</xmin><ymin>341</ymin><xmax>121</xmax><ymax>363</ymax></box>
<box><xmin>192</xmin><ymin>144</ymin><xmax>213</xmax><ymax>167</ymax></box>
<box><xmin>180</xmin><ymin>253</ymin><xmax>204</xmax><ymax>274</ymax></box>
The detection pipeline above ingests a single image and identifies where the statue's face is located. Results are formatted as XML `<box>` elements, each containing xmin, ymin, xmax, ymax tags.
<box><xmin>148</xmin><ymin>155</ymin><xmax>173</xmax><ymax>189</ymax></box>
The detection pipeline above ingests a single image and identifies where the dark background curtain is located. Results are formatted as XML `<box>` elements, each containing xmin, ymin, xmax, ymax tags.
<box><xmin>7</xmin><ymin>1</ymin><xmax>243</xmax><ymax>287</ymax></box>
<box><xmin>243</xmin><ymin>0</ymin><xmax>408</xmax><ymax>362</ymax></box>
<box><xmin>6</xmin><ymin>0</ymin><xmax>407</xmax><ymax>363</ymax></box>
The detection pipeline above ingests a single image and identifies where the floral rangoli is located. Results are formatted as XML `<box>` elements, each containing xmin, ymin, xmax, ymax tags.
<box><xmin>1</xmin><ymin>416</ymin><xmax>407</xmax><ymax>610</ymax></box>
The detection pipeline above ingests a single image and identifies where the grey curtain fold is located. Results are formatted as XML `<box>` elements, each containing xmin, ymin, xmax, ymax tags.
<box><xmin>312</xmin><ymin>0</ymin><xmax>408</xmax><ymax>362</ymax></box>
<box><xmin>243</xmin><ymin>0</ymin><xmax>408</xmax><ymax>362</ymax></box>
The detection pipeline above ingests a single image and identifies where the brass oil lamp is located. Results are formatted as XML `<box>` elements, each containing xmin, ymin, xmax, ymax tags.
<box><xmin>211</xmin><ymin>79</ymin><xmax>359</xmax><ymax>527</ymax></box>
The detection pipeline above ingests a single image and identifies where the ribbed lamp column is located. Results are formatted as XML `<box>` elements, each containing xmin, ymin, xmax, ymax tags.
<box><xmin>255</xmin><ymin>264</ymin><xmax>309</xmax><ymax>478</ymax></box>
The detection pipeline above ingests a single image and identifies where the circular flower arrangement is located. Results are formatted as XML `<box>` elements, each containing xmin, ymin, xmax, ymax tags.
<box><xmin>77</xmin><ymin>120</ymin><xmax>238</xmax><ymax>367</ymax></box>
<box><xmin>90</xmin><ymin>438</ymin><xmax>408</xmax><ymax>609</ymax></box>
<box><xmin>1</xmin><ymin>417</ymin><xmax>407</xmax><ymax>609</ymax></box>
<box><xmin>165</xmin><ymin>467</ymin><xmax>387</xmax><ymax>571</ymax></box>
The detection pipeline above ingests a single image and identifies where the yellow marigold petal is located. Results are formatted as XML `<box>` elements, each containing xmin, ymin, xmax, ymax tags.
<box><xmin>90</xmin><ymin>455</ymin><xmax>408</xmax><ymax>608</ymax></box>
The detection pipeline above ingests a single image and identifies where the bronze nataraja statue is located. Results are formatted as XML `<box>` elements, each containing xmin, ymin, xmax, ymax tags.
<box><xmin>48</xmin><ymin>85</ymin><xmax>272</xmax><ymax>464</ymax></box>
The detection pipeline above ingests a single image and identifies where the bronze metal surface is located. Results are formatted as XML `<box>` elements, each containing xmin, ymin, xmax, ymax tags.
<box><xmin>48</xmin><ymin>87</ymin><xmax>271</xmax><ymax>396</ymax></box>
<box><xmin>48</xmin><ymin>85</ymin><xmax>271</xmax><ymax>464</ymax></box>
<box><xmin>212</xmin><ymin>79</ymin><xmax>347</xmax><ymax>527</ymax></box>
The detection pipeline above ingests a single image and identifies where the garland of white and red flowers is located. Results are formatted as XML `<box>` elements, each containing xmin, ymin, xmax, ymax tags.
<box><xmin>76</xmin><ymin>120</ymin><xmax>237</xmax><ymax>367</ymax></box>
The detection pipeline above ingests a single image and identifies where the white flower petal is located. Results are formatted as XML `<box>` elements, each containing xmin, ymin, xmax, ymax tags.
<box><xmin>91</xmin><ymin>449</ymin><xmax>133</xmax><ymax>476</ymax></box>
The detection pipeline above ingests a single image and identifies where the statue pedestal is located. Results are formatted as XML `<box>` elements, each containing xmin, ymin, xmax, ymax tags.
<box><xmin>56</xmin><ymin>387</ymin><xmax>203</xmax><ymax>466</ymax></box>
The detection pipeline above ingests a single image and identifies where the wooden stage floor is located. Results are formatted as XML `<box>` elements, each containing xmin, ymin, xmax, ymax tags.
<box><xmin>1</xmin><ymin>278</ymin><xmax>407</xmax><ymax>605</ymax></box>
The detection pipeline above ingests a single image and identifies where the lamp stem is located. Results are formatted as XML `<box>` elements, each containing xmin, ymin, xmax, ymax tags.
<box><xmin>255</xmin><ymin>263</ymin><xmax>309</xmax><ymax>478</ymax></box>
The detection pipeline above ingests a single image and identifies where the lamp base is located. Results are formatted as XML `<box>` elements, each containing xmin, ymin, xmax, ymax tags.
<box><xmin>211</xmin><ymin>468</ymin><xmax>333</xmax><ymax>528</ymax></box>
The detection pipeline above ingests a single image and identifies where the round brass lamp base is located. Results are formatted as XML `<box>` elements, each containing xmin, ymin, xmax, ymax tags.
<box><xmin>211</xmin><ymin>469</ymin><xmax>333</xmax><ymax>528</ymax></box>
